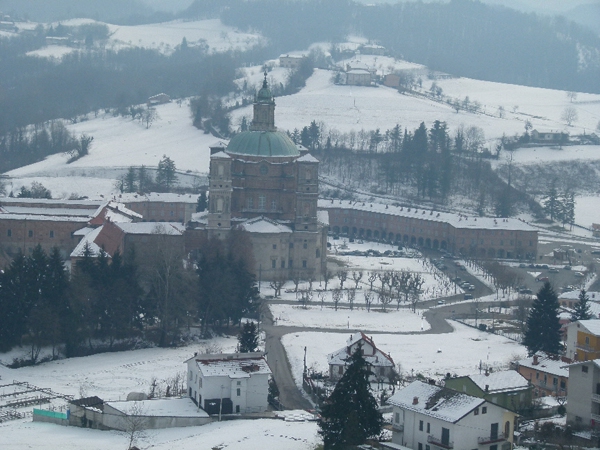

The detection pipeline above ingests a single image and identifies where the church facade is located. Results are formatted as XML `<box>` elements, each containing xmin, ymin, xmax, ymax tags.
<box><xmin>204</xmin><ymin>76</ymin><xmax>328</xmax><ymax>281</ymax></box>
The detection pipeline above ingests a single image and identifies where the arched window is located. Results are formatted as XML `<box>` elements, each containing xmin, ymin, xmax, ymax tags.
<box><xmin>216</xmin><ymin>198</ymin><xmax>223</xmax><ymax>213</ymax></box>
<box><xmin>217</xmin><ymin>164</ymin><xmax>224</xmax><ymax>176</ymax></box>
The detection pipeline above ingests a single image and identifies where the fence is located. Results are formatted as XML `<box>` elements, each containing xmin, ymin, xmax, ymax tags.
<box><xmin>33</xmin><ymin>408</ymin><xmax>69</xmax><ymax>426</ymax></box>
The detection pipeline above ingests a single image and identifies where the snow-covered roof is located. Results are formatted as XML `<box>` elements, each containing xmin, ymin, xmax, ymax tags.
<box><xmin>387</xmin><ymin>380</ymin><xmax>485</xmax><ymax>423</ymax></box>
<box><xmin>0</xmin><ymin>206</ymin><xmax>97</xmax><ymax>217</ymax></box>
<box><xmin>328</xmin><ymin>332</ymin><xmax>394</xmax><ymax>368</ymax></box>
<box><xmin>190</xmin><ymin>353</ymin><xmax>271</xmax><ymax>379</ymax></box>
<box><xmin>346</xmin><ymin>60</ymin><xmax>370</xmax><ymax>70</ymax></box>
<box><xmin>317</xmin><ymin>210</ymin><xmax>329</xmax><ymax>226</ymax></box>
<box><xmin>466</xmin><ymin>371</ymin><xmax>529</xmax><ymax>394</ymax></box>
<box><xmin>90</xmin><ymin>201</ymin><xmax>142</xmax><ymax>224</ymax></box>
<box><xmin>570</xmin><ymin>319</ymin><xmax>600</xmax><ymax>336</ymax></box>
<box><xmin>0</xmin><ymin>197</ymin><xmax>102</xmax><ymax>207</ymax></box>
<box><xmin>239</xmin><ymin>216</ymin><xmax>292</xmax><ymax>234</ymax></box>
<box><xmin>73</xmin><ymin>227</ymin><xmax>95</xmax><ymax>236</ymax></box>
<box><xmin>70</xmin><ymin>225</ymin><xmax>107</xmax><ymax>258</ymax></box>
<box><xmin>106</xmin><ymin>398</ymin><xmax>208</xmax><ymax>418</ymax></box>
<box><xmin>560</xmin><ymin>290</ymin><xmax>600</xmax><ymax>301</ymax></box>
<box><xmin>347</xmin><ymin>69</ymin><xmax>371</xmax><ymax>75</ymax></box>
<box><xmin>210</xmin><ymin>151</ymin><xmax>231</xmax><ymax>159</ymax></box>
<box><xmin>116</xmin><ymin>222</ymin><xmax>185</xmax><ymax>235</ymax></box>
<box><xmin>517</xmin><ymin>354</ymin><xmax>569</xmax><ymax>378</ymax></box>
<box><xmin>115</xmin><ymin>193</ymin><xmax>198</xmax><ymax>204</ymax></box>
<box><xmin>319</xmin><ymin>199</ymin><xmax>537</xmax><ymax>232</ymax></box>
<box><xmin>0</xmin><ymin>213</ymin><xmax>90</xmax><ymax>222</ymax></box>
<box><xmin>296</xmin><ymin>153</ymin><xmax>319</xmax><ymax>163</ymax></box>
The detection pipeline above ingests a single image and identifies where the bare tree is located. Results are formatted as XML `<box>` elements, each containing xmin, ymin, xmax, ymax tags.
<box><xmin>332</xmin><ymin>288</ymin><xmax>342</xmax><ymax>311</ymax></box>
<box><xmin>566</xmin><ymin>91</ymin><xmax>578</xmax><ymax>103</ymax></box>
<box><xmin>561</xmin><ymin>106</ymin><xmax>578</xmax><ymax>126</ymax></box>
<box><xmin>317</xmin><ymin>290</ymin><xmax>327</xmax><ymax>310</ymax></box>
<box><xmin>351</xmin><ymin>271</ymin><xmax>364</xmax><ymax>289</ymax></box>
<box><xmin>121</xmin><ymin>402</ymin><xmax>149</xmax><ymax>450</ymax></box>
<box><xmin>378</xmin><ymin>289</ymin><xmax>393</xmax><ymax>311</ymax></box>
<box><xmin>323</xmin><ymin>269</ymin><xmax>334</xmax><ymax>291</ymax></box>
<box><xmin>292</xmin><ymin>272</ymin><xmax>301</xmax><ymax>293</ymax></box>
<box><xmin>347</xmin><ymin>289</ymin><xmax>356</xmax><ymax>311</ymax></box>
<box><xmin>299</xmin><ymin>289</ymin><xmax>312</xmax><ymax>309</ymax></box>
<box><xmin>337</xmin><ymin>270</ymin><xmax>348</xmax><ymax>290</ymax></box>
<box><xmin>269</xmin><ymin>277</ymin><xmax>285</xmax><ymax>298</ymax></box>
<box><xmin>142</xmin><ymin>107</ymin><xmax>159</xmax><ymax>129</ymax></box>
<box><xmin>409</xmin><ymin>274</ymin><xmax>425</xmax><ymax>312</ymax></box>
<box><xmin>362</xmin><ymin>290</ymin><xmax>374</xmax><ymax>312</ymax></box>
<box><xmin>367</xmin><ymin>272</ymin><xmax>377</xmax><ymax>291</ymax></box>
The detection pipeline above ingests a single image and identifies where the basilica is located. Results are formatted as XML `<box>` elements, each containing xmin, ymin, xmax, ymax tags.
<box><xmin>204</xmin><ymin>75</ymin><xmax>328</xmax><ymax>280</ymax></box>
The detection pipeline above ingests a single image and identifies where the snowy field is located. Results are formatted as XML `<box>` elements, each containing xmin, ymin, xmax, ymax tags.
<box><xmin>2</xmin><ymin>416</ymin><xmax>318</xmax><ymax>450</ymax></box>
<box><xmin>26</xmin><ymin>45</ymin><xmax>76</xmax><ymax>59</ymax></box>
<box><xmin>269</xmin><ymin>304</ymin><xmax>430</xmax><ymax>332</ymax></box>
<box><xmin>574</xmin><ymin>195</ymin><xmax>600</xmax><ymax>229</ymax></box>
<box><xmin>282</xmin><ymin>321</ymin><xmax>526</xmax><ymax>387</ymax></box>
<box><xmin>230</xmin><ymin>68</ymin><xmax>600</xmax><ymax>141</ymax></box>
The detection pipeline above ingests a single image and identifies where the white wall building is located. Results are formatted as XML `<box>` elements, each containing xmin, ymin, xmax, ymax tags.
<box><xmin>565</xmin><ymin>359</ymin><xmax>600</xmax><ymax>428</ymax></box>
<box><xmin>387</xmin><ymin>381</ymin><xmax>517</xmax><ymax>450</ymax></box>
<box><xmin>328</xmin><ymin>332</ymin><xmax>394</xmax><ymax>381</ymax></box>
<box><xmin>185</xmin><ymin>352</ymin><xmax>271</xmax><ymax>415</ymax></box>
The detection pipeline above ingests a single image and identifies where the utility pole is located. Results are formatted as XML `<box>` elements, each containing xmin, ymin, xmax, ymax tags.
<box><xmin>219</xmin><ymin>384</ymin><xmax>224</xmax><ymax>421</ymax></box>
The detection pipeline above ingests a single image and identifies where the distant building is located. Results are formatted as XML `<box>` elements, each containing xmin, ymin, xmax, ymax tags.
<box><xmin>328</xmin><ymin>332</ymin><xmax>395</xmax><ymax>382</ymax></box>
<box><xmin>514</xmin><ymin>353</ymin><xmax>569</xmax><ymax>397</ymax></box>
<box><xmin>116</xmin><ymin>192</ymin><xmax>198</xmax><ymax>224</ymax></box>
<box><xmin>565</xmin><ymin>320</ymin><xmax>600</xmax><ymax>361</ymax></box>
<box><xmin>530</xmin><ymin>129</ymin><xmax>568</xmax><ymax>143</ymax></box>
<box><xmin>185</xmin><ymin>352</ymin><xmax>271</xmax><ymax>415</ymax></box>
<box><xmin>345</xmin><ymin>60</ymin><xmax>374</xmax><ymax>86</ymax></box>
<box><xmin>592</xmin><ymin>223</ymin><xmax>600</xmax><ymax>237</ymax></box>
<box><xmin>360</xmin><ymin>44</ymin><xmax>385</xmax><ymax>55</ymax></box>
<box><xmin>45</xmin><ymin>36</ymin><xmax>70</xmax><ymax>46</ymax></box>
<box><xmin>279</xmin><ymin>54</ymin><xmax>306</xmax><ymax>69</ymax></box>
<box><xmin>147</xmin><ymin>93</ymin><xmax>171</xmax><ymax>106</ymax></box>
<box><xmin>565</xmin><ymin>359</ymin><xmax>600</xmax><ymax>428</ymax></box>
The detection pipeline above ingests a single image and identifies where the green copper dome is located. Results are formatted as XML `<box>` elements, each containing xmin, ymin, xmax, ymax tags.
<box><xmin>256</xmin><ymin>75</ymin><xmax>273</xmax><ymax>102</ymax></box>
<box><xmin>227</xmin><ymin>131</ymin><xmax>300</xmax><ymax>157</ymax></box>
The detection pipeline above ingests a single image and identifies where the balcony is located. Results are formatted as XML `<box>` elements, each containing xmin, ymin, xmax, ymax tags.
<box><xmin>392</xmin><ymin>423</ymin><xmax>404</xmax><ymax>432</ymax></box>
<box><xmin>427</xmin><ymin>435</ymin><xmax>453</xmax><ymax>449</ymax></box>
<box><xmin>592</xmin><ymin>394</ymin><xmax>600</xmax><ymax>403</ymax></box>
<box><xmin>575</xmin><ymin>343</ymin><xmax>599</xmax><ymax>353</ymax></box>
<box><xmin>478</xmin><ymin>433</ymin><xmax>507</xmax><ymax>444</ymax></box>
<box><xmin>591</xmin><ymin>413</ymin><xmax>600</xmax><ymax>423</ymax></box>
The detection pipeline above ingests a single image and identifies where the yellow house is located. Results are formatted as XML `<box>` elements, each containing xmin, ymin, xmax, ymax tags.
<box><xmin>566</xmin><ymin>320</ymin><xmax>600</xmax><ymax>361</ymax></box>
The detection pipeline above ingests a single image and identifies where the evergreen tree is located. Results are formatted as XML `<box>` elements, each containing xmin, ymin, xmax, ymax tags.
<box><xmin>571</xmin><ymin>289</ymin><xmax>593</xmax><ymax>321</ymax></box>
<box><xmin>238</xmin><ymin>321</ymin><xmax>259</xmax><ymax>353</ymax></box>
<box><xmin>156</xmin><ymin>155</ymin><xmax>177</xmax><ymax>191</ymax></box>
<box><xmin>523</xmin><ymin>282</ymin><xmax>562</xmax><ymax>355</ymax></box>
<box><xmin>196</xmin><ymin>191</ymin><xmax>208</xmax><ymax>212</ymax></box>
<box><xmin>543</xmin><ymin>181</ymin><xmax>560</xmax><ymax>220</ymax></box>
<box><xmin>137</xmin><ymin>165</ymin><xmax>152</xmax><ymax>193</ymax></box>
<box><xmin>318</xmin><ymin>343</ymin><xmax>383</xmax><ymax>448</ymax></box>
<box><xmin>124</xmin><ymin>166</ymin><xmax>137</xmax><ymax>193</ymax></box>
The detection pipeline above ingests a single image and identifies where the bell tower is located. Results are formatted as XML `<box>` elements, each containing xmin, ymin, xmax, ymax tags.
<box><xmin>250</xmin><ymin>72</ymin><xmax>276</xmax><ymax>132</ymax></box>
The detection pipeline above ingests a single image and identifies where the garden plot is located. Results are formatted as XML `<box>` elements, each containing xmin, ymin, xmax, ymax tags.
<box><xmin>282</xmin><ymin>321</ymin><xmax>526</xmax><ymax>388</ymax></box>
<box><xmin>269</xmin><ymin>304</ymin><xmax>429</xmax><ymax>332</ymax></box>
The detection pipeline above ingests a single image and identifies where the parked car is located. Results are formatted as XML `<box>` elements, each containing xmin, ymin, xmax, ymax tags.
<box><xmin>574</xmin><ymin>272</ymin><xmax>585</xmax><ymax>277</ymax></box>
<box><xmin>437</xmin><ymin>300</ymin><xmax>446</xmax><ymax>305</ymax></box>
<box><xmin>519</xmin><ymin>263</ymin><xmax>527</xmax><ymax>268</ymax></box>
<box><xmin>537</xmin><ymin>276</ymin><xmax>549</xmax><ymax>282</ymax></box>
<box><xmin>464</xmin><ymin>294</ymin><xmax>473</xmax><ymax>300</ymax></box>
<box><xmin>468</xmin><ymin>285</ymin><xmax>476</xmax><ymax>291</ymax></box>
<box><xmin>563</xmin><ymin>265</ymin><xmax>572</xmax><ymax>270</ymax></box>
<box><xmin>548</xmin><ymin>268</ymin><xmax>560</xmax><ymax>273</ymax></box>
<box><xmin>519</xmin><ymin>288</ymin><xmax>533</xmax><ymax>295</ymax></box>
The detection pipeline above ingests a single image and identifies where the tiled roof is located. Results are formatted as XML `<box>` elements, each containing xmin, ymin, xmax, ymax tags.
<box><xmin>191</xmin><ymin>354</ymin><xmax>271</xmax><ymax>379</ymax></box>
<box><xmin>328</xmin><ymin>332</ymin><xmax>394</xmax><ymax>367</ymax></box>
<box><xmin>467</xmin><ymin>371</ymin><xmax>529</xmax><ymax>393</ymax></box>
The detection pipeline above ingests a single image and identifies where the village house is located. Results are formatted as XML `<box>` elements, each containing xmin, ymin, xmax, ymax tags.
<box><xmin>514</xmin><ymin>353</ymin><xmax>569</xmax><ymax>397</ymax></box>
<box><xmin>116</xmin><ymin>192</ymin><xmax>198</xmax><ymax>224</ymax></box>
<box><xmin>530</xmin><ymin>129</ymin><xmax>568</xmax><ymax>144</ymax></box>
<box><xmin>559</xmin><ymin>290</ymin><xmax>600</xmax><ymax>312</ymax></box>
<box><xmin>565</xmin><ymin>320</ymin><xmax>600</xmax><ymax>361</ymax></box>
<box><xmin>345</xmin><ymin>60</ymin><xmax>374</xmax><ymax>86</ymax></box>
<box><xmin>328</xmin><ymin>332</ymin><xmax>395</xmax><ymax>382</ymax></box>
<box><xmin>565</xmin><ymin>359</ymin><xmax>600</xmax><ymax>428</ymax></box>
<box><xmin>279</xmin><ymin>54</ymin><xmax>306</xmax><ymax>69</ymax></box>
<box><xmin>147</xmin><ymin>93</ymin><xmax>171</xmax><ymax>106</ymax></box>
<box><xmin>359</xmin><ymin>44</ymin><xmax>385</xmax><ymax>55</ymax></box>
<box><xmin>388</xmin><ymin>380</ymin><xmax>518</xmax><ymax>450</ymax></box>
<box><xmin>444</xmin><ymin>370</ymin><xmax>532</xmax><ymax>412</ymax></box>
<box><xmin>185</xmin><ymin>352</ymin><xmax>271</xmax><ymax>415</ymax></box>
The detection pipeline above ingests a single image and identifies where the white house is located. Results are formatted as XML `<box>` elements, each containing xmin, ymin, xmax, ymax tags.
<box><xmin>565</xmin><ymin>359</ymin><xmax>600</xmax><ymax>428</ymax></box>
<box><xmin>185</xmin><ymin>352</ymin><xmax>271</xmax><ymax>415</ymax></box>
<box><xmin>328</xmin><ymin>332</ymin><xmax>395</xmax><ymax>381</ymax></box>
<box><xmin>387</xmin><ymin>381</ymin><xmax>517</xmax><ymax>450</ymax></box>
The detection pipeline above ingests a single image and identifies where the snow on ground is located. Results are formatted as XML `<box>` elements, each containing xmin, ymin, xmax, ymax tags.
<box><xmin>2</xmin><ymin>417</ymin><xmax>318</xmax><ymax>450</ymax></box>
<box><xmin>282</xmin><ymin>321</ymin><xmax>526</xmax><ymax>387</ymax></box>
<box><xmin>26</xmin><ymin>45</ymin><xmax>77</xmax><ymax>59</ymax></box>
<box><xmin>269</xmin><ymin>303</ymin><xmax>430</xmax><ymax>332</ymax></box>
<box><xmin>574</xmin><ymin>195</ymin><xmax>600</xmax><ymax>229</ymax></box>
<box><xmin>492</xmin><ymin>145</ymin><xmax>600</xmax><ymax>166</ymax></box>
<box><xmin>5</xmin><ymin>101</ymin><xmax>216</xmax><ymax>197</ymax></box>
<box><xmin>0</xmin><ymin>336</ymin><xmax>237</xmax><ymax>401</ymax></box>
<box><xmin>229</xmin><ymin>68</ymin><xmax>600</xmax><ymax>141</ymax></box>
<box><xmin>2</xmin><ymin>176</ymin><xmax>119</xmax><ymax>200</ymax></box>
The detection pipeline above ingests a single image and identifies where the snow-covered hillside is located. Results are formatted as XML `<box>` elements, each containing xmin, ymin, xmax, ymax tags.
<box><xmin>231</xmin><ymin>68</ymin><xmax>600</xmax><ymax>142</ymax></box>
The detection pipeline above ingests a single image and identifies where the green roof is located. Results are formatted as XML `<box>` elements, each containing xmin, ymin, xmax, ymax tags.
<box><xmin>226</xmin><ymin>131</ymin><xmax>300</xmax><ymax>157</ymax></box>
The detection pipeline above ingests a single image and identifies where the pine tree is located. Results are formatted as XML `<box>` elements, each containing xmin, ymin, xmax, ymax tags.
<box><xmin>196</xmin><ymin>191</ymin><xmax>208</xmax><ymax>212</ymax></box>
<box><xmin>523</xmin><ymin>282</ymin><xmax>562</xmax><ymax>355</ymax></box>
<box><xmin>543</xmin><ymin>181</ymin><xmax>560</xmax><ymax>221</ymax></box>
<box><xmin>318</xmin><ymin>343</ymin><xmax>383</xmax><ymax>448</ymax></box>
<box><xmin>156</xmin><ymin>155</ymin><xmax>177</xmax><ymax>192</ymax></box>
<box><xmin>572</xmin><ymin>289</ymin><xmax>593</xmax><ymax>321</ymax></box>
<box><xmin>238</xmin><ymin>321</ymin><xmax>259</xmax><ymax>353</ymax></box>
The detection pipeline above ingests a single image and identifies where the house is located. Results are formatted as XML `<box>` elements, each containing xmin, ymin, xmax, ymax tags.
<box><xmin>345</xmin><ymin>60</ymin><xmax>374</xmax><ymax>86</ymax></box>
<box><xmin>116</xmin><ymin>192</ymin><xmax>198</xmax><ymax>224</ymax></box>
<box><xmin>185</xmin><ymin>352</ymin><xmax>271</xmax><ymax>415</ymax></box>
<box><xmin>147</xmin><ymin>93</ymin><xmax>171</xmax><ymax>106</ymax></box>
<box><xmin>328</xmin><ymin>332</ymin><xmax>394</xmax><ymax>382</ymax></box>
<box><xmin>559</xmin><ymin>290</ymin><xmax>600</xmax><ymax>312</ymax></box>
<box><xmin>565</xmin><ymin>359</ymin><xmax>600</xmax><ymax>428</ymax></box>
<box><xmin>593</xmin><ymin>224</ymin><xmax>600</xmax><ymax>238</ymax></box>
<box><xmin>530</xmin><ymin>129</ymin><xmax>568</xmax><ymax>143</ymax></box>
<box><xmin>388</xmin><ymin>380</ymin><xmax>518</xmax><ymax>450</ymax></box>
<box><xmin>565</xmin><ymin>320</ymin><xmax>600</xmax><ymax>361</ymax></box>
<box><xmin>514</xmin><ymin>353</ymin><xmax>568</xmax><ymax>397</ymax></box>
<box><xmin>360</xmin><ymin>44</ymin><xmax>385</xmax><ymax>55</ymax></box>
<box><xmin>279</xmin><ymin>54</ymin><xmax>306</xmax><ymax>69</ymax></box>
<box><xmin>444</xmin><ymin>370</ymin><xmax>532</xmax><ymax>412</ymax></box>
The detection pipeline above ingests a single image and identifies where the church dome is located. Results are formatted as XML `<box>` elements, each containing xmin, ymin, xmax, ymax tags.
<box><xmin>256</xmin><ymin>72</ymin><xmax>273</xmax><ymax>102</ymax></box>
<box><xmin>226</xmin><ymin>131</ymin><xmax>300</xmax><ymax>158</ymax></box>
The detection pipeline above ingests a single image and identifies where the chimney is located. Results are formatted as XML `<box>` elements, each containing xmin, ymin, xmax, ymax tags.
<box><xmin>413</xmin><ymin>396</ymin><xmax>419</xmax><ymax>405</ymax></box>
<box><xmin>485</xmin><ymin>384</ymin><xmax>489</xmax><ymax>392</ymax></box>
<box><xmin>533</xmin><ymin>355</ymin><xmax>539</xmax><ymax>365</ymax></box>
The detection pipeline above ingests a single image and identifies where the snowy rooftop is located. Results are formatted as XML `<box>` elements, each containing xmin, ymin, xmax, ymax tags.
<box><xmin>0</xmin><ymin>213</ymin><xmax>90</xmax><ymax>222</ymax></box>
<box><xmin>517</xmin><ymin>354</ymin><xmax>569</xmax><ymax>378</ymax></box>
<box><xmin>210</xmin><ymin>151</ymin><xmax>231</xmax><ymax>159</ymax></box>
<box><xmin>296</xmin><ymin>153</ymin><xmax>319</xmax><ymax>163</ymax></box>
<box><xmin>115</xmin><ymin>193</ymin><xmax>199</xmax><ymax>204</ymax></box>
<box><xmin>319</xmin><ymin>199</ymin><xmax>538</xmax><ymax>232</ymax></box>
<box><xmin>116</xmin><ymin>222</ymin><xmax>185</xmax><ymax>235</ymax></box>
<box><xmin>0</xmin><ymin>197</ymin><xmax>102</xmax><ymax>207</ymax></box>
<box><xmin>70</xmin><ymin>226</ymin><xmax>107</xmax><ymax>258</ymax></box>
<box><xmin>317</xmin><ymin>210</ymin><xmax>329</xmax><ymax>226</ymax></box>
<box><xmin>106</xmin><ymin>397</ymin><xmax>208</xmax><ymax>418</ymax></box>
<box><xmin>240</xmin><ymin>216</ymin><xmax>292</xmax><ymax>234</ymax></box>
<box><xmin>560</xmin><ymin>290</ymin><xmax>600</xmax><ymax>301</ymax></box>
<box><xmin>190</xmin><ymin>353</ymin><xmax>271</xmax><ymax>379</ymax></box>
<box><xmin>387</xmin><ymin>380</ymin><xmax>484</xmax><ymax>423</ymax></box>
<box><xmin>466</xmin><ymin>371</ymin><xmax>529</xmax><ymax>393</ymax></box>
<box><xmin>0</xmin><ymin>206</ymin><xmax>97</xmax><ymax>217</ymax></box>
<box><xmin>571</xmin><ymin>319</ymin><xmax>600</xmax><ymax>336</ymax></box>
<box><xmin>328</xmin><ymin>332</ymin><xmax>394</xmax><ymax>367</ymax></box>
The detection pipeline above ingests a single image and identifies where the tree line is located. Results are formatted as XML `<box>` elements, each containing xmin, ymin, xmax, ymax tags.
<box><xmin>0</xmin><ymin>231</ymin><xmax>258</xmax><ymax>361</ymax></box>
